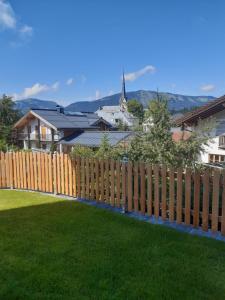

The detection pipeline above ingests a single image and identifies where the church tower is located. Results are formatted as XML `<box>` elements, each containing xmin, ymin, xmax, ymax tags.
<box><xmin>119</xmin><ymin>71</ymin><xmax>128</xmax><ymax>112</ymax></box>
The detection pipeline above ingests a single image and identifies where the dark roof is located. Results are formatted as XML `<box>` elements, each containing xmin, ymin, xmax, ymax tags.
<box><xmin>31</xmin><ymin>109</ymin><xmax>100</xmax><ymax>129</ymax></box>
<box><xmin>176</xmin><ymin>95</ymin><xmax>225</xmax><ymax>126</ymax></box>
<box><xmin>59</xmin><ymin>131</ymin><xmax>134</xmax><ymax>147</ymax></box>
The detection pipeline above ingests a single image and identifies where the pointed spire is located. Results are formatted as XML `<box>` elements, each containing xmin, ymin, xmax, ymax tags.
<box><xmin>120</xmin><ymin>70</ymin><xmax>127</xmax><ymax>111</ymax></box>
<box><xmin>121</xmin><ymin>71</ymin><xmax>127</xmax><ymax>101</ymax></box>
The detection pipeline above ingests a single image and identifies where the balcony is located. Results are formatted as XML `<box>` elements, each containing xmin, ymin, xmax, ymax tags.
<box><xmin>17</xmin><ymin>133</ymin><xmax>59</xmax><ymax>142</ymax></box>
<box><xmin>219</xmin><ymin>135</ymin><xmax>225</xmax><ymax>149</ymax></box>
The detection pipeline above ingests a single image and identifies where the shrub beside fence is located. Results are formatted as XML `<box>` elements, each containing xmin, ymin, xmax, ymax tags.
<box><xmin>0</xmin><ymin>151</ymin><xmax>225</xmax><ymax>236</ymax></box>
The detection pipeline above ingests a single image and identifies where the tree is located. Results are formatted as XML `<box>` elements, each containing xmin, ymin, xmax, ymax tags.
<box><xmin>127</xmin><ymin>99</ymin><xmax>144</xmax><ymax>122</ymax></box>
<box><xmin>117</xmin><ymin>119</ymin><xmax>129</xmax><ymax>131</ymax></box>
<box><xmin>0</xmin><ymin>94</ymin><xmax>21</xmax><ymax>145</ymax></box>
<box><xmin>95</xmin><ymin>134</ymin><xmax>113</xmax><ymax>159</ymax></box>
<box><xmin>70</xmin><ymin>145</ymin><xmax>94</xmax><ymax>158</ymax></box>
<box><xmin>127</xmin><ymin>95</ymin><xmax>213</xmax><ymax>168</ymax></box>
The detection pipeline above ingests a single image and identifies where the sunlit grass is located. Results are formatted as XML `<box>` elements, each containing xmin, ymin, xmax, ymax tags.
<box><xmin>0</xmin><ymin>190</ymin><xmax>225</xmax><ymax>299</ymax></box>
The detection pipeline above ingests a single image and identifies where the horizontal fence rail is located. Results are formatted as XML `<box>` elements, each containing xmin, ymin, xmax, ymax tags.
<box><xmin>0</xmin><ymin>152</ymin><xmax>225</xmax><ymax>236</ymax></box>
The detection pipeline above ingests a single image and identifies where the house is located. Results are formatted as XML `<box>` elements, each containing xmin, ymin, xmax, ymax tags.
<box><xmin>96</xmin><ymin>73</ymin><xmax>138</xmax><ymax>128</ymax></box>
<box><xmin>175</xmin><ymin>95</ymin><xmax>225</xmax><ymax>164</ymax></box>
<box><xmin>13</xmin><ymin>106</ymin><xmax>111</xmax><ymax>152</ymax></box>
<box><xmin>58</xmin><ymin>131</ymin><xmax>135</xmax><ymax>153</ymax></box>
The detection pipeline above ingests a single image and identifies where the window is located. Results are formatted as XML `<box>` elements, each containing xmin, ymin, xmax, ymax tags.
<box><xmin>42</xmin><ymin>143</ymin><xmax>47</xmax><ymax>150</ymax></box>
<box><xmin>209</xmin><ymin>154</ymin><xmax>225</xmax><ymax>163</ymax></box>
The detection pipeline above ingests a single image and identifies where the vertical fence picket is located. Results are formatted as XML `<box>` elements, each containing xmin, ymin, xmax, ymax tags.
<box><xmin>154</xmin><ymin>165</ymin><xmax>159</xmax><ymax>218</ymax></box>
<box><xmin>26</xmin><ymin>152</ymin><xmax>31</xmax><ymax>190</ymax></box>
<box><xmin>100</xmin><ymin>160</ymin><xmax>104</xmax><ymax>202</ymax></box>
<box><xmin>110</xmin><ymin>160</ymin><xmax>115</xmax><ymax>206</ymax></box>
<box><xmin>202</xmin><ymin>169</ymin><xmax>209</xmax><ymax>231</ymax></box>
<box><xmin>221</xmin><ymin>171</ymin><xmax>225</xmax><ymax>236</ymax></box>
<box><xmin>147</xmin><ymin>164</ymin><xmax>153</xmax><ymax>216</ymax></box>
<box><xmin>140</xmin><ymin>162</ymin><xmax>146</xmax><ymax>215</ymax></box>
<box><xmin>211</xmin><ymin>170</ymin><xmax>220</xmax><ymax>232</ymax></box>
<box><xmin>90</xmin><ymin>159</ymin><xmax>95</xmax><ymax>200</ymax></box>
<box><xmin>133</xmin><ymin>162</ymin><xmax>139</xmax><ymax>212</ymax></box>
<box><xmin>122</xmin><ymin>162</ymin><xmax>126</xmax><ymax>210</ymax></box>
<box><xmin>53</xmin><ymin>153</ymin><xmax>57</xmax><ymax>194</ymax></box>
<box><xmin>127</xmin><ymin>161</ymin><xmax>133</xmax><ymax>212</ymax></box>
<box><xmin>95</xmin><ymin>158</ymin><xmax>99</xmax><ymax>201</ymax></box>
<box><xmin>161</xmin><ymin>165</ymin><xmax>167</xmax><ymax>220</ymax></box>
<box><xmin>176</xmin><ymin>167</ymin><xmax>183</xmax><ymax>224</ymax></box>
<box><xmin>185</xmin><ymin>168</ymin><xmax>191</xmax><ymax>225</ymax></box>
<box><xmin>57</xmin><ymin>153</ymin><xmax>61</xmax><ymax>194</ymax></box>
<box><xmin>33</xmin><ymin>153</ymin><xmax>38</xmax><ymax>191</ymax></box>
<box><xmin>169</xmin><ymin>167</ymin><xmax>175</xmax><ymax>222</ymax></box>
<box><xmin>85</xmin><ymin>158</ymin><xmax>90</xmax><ymax>199</ymax></box>
<box><xmin>193</xmin><ymin>171</ymin><xmax>200</xmax><ymax>228</ymax></box>
<box><xmin>116</xmin><ymin>161</ymin><xmax>121</xmax><ymax>207</ymax></box>
<box><xmin>64</xmin><ymin>154</ymin><xmax>69</xmax><ymax>196</ymax></box>
<box><xmin>105</xmin><ymin>159</ymin><xmax>110</xmax><ymax>204</ymax></box>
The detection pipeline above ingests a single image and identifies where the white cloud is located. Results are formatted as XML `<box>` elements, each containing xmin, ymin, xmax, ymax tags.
<box><xmin>13</xmin><ymin>82</ymin><xmax>59</xmax><ymax>100</ymax></box>
<box><xmin>52</xmin><ymin>81</ymin><xmax>59</xmax><ymax>90</ymax></box>
<box><xmin>124</xmin><ymin>65</ymin><xmax>156</xmax><ymax>82</ymax></box>
<box><xmin>95</xmin><ymin>90</ymin><xmax>101</xmax><ymax>100</ymax></box>
<box><xmin>0</xmin><ymin>0</ymin><xmax>33</xmax><ymax>42</ymax></box>
<box><xmin>66</xmin><ymin>78</ymin><xmax>74</xmax><ymax>86</ymax></box>
<box><xmin>200</xmin><ymin>84</ymin><xmax>215</xmax><ymax>92</ymax></box>
<box><xmin>0</xmin><ymin>0</ymin><xmax>16</xmax><ymax>29</ymax></box>
<box><xmin>19</xmin><ymin>24</ymin><xmax>33</xmax><ymax>38</ymax></box>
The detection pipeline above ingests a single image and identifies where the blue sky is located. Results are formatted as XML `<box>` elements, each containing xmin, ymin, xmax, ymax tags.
<box><xmin>0</xmin><ymin>0</ymin><xmax>225</xmax><ymax>105</ymax></box>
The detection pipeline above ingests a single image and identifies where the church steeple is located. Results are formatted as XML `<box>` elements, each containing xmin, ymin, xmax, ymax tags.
<box><xmin>119</xmin><ymin>71</ymin><xmax>127</xmax><ymax>111</ymax></box>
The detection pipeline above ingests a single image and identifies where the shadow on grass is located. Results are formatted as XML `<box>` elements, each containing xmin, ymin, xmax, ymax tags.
<box><xmin>0</xmin><ymin>190</ymin><xmax>225</xmax><ymax>299</ymax></box>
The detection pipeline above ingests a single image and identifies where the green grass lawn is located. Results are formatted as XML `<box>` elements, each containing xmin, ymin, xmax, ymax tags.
<box><xmin>0</xmin><ymin>191</ymin><xmax>225</xmax><ymax>299</ymax></box>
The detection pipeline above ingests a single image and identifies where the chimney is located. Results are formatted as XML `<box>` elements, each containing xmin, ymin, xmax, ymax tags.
<box><xmin>56</xmin><ymin>105</ymin><xmax>64</xmax><ymax>114</ymax></box>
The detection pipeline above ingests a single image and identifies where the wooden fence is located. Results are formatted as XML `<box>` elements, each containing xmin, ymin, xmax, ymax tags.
<box><xmin>0</xmin><ymin>151</ymin><xmax>225</xmax><ymax>236</ymax></box>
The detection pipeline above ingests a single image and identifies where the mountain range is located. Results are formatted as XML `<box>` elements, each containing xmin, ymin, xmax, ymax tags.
<box><xmin>14</xmin><ymin>90</ymin><xmax>216</xmax><ymax>114</ymax></box>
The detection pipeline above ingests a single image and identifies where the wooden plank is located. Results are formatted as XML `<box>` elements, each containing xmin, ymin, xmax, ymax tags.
<box><xmin>81</xmin><ymin>157</ymin><xmax>85</xmax><ymax>198</ymax></box>
<box><xmin>33</xmin><ymin>153</ymin><xmax>38</xmax><ymax>191</ymax></box>
<box><xmin>116</xmin><ymin>160</ymin><xmax>121</xmax><ymax>207</ymax></box>
<box><xmin>53</xmin><ymin>153</ymin><xmax>57</xmax><ymax>194</ymax></box>
<box><xmin>122</xmin><ymin>162</ymin><xmax>126</xmax><ymax>210</ymax></box>
<box><xmin>95</xmin><ymin>158</ymin><xmax>99</xmax><ymax>201</ymax></box>
<box><xmin>26</xmin><ymin>152</ymin><xmax>31</xmax><ymax>190</ymax></box>
<box><xmin>127</xmin><ymin>161</ymin><xmax>133</xmax><ymax>212</ymax></box>
<box><xmin>105</xmin><ymin>159</ymin><xmax>110</xmax><ymax>203</ymax></box>
<box><xmin>110</xmin><ymin>160</ymin><xmax>115</xmax><ymax>206</ymax></box>
<box><xmin>37</xmin><ymin>152</ymin><xmax>42</xmax><ymax>191</ymax></box>
<box><xmin>64</xmin><ymin>154</ymin><xmax>69</xmax><ymax>195</ymax></box>
<box><xmin>45</xmin><ymin>154</ymin><xmax>49</xmax><ymax>192</ymax></box>
<box><xmin>49</xmin><ymin>154</ymin><xmax>53</xmax><ymax>193</ymax></box>
<box><xmin>17</xmin><ymin>152</ymin><xmax>23</xmax><ymax>189</ymax></box>
<box><xmin>133</xmin><ymin>162</ymin><xmax>139</xmax><ymax>212</ymax></box>
<box><xmin>211</xmin><ymin>170</ymin><xmax>220</xmax><ymax>232</ymax></box>
<box><xmin>57</xmin><ymin>153</ymin><xmax>61</xmax><ymax>194</ymax></box>
<box><xmin>202</xmin><ymin>169</ymin><xmax>210</xmax><ymax>231</ymax></box>
<box><xmin>29</xmin><ymin>152</ymin><xmax>34</xmax><ymax>190</ymax></box>
<box><xmin>73</xmin><ymin>159</ymin><xmax>77</xmax><ymax>197</ymax></box>
<box><xmin>161</xmin><ymin>165</ymin><xmax>167</xmax><ymax>220</ymax></box>
<box><xmin>193</xmin><ymin>171</ymin><xmax>200</xmax><ymax>228</ymax></box>
<box><xmin>100</xmin><ymin>160</ymin><xmax>105</xmax><ymax>202</ymax></box>
<box><xmin>5</xmin><ymin>152</ymin><xmax>9</xmax><ymax>187</ymax></box>
<box><xmin>176</xmin><ymin>167</ymin><xmax>183</xmax><ymax>224</ymax></box>
<box><xmin>221</xmin><ymin>171</ymin><xmax>225</xmax><ymax>236</ymax></box>
<box><xmin>140</xmin><ymin>162</ymin><xmax>146</xmax><ymax>215</ymax></box>
<box><xmin>185</xmin><ymin>168</ymin><xmax>191</xmax><ymax>225</ymax></box>
<box><xmin>169</xmin><ymin>167</ymin><xmax>175</xmax><ymax>222</ymax></box>
<box><xmin>16</xmin><ymin>152</ymin><xmax>21</xmax><ymax>189</ymax></box>
<box><xmin>22</xmin><ymin>152</ymin><xmax>27</xmax><ymax>189</ymax></box>
<box><xmin>154</xmin><ymin>165</ymin><xmax>159</xmax><ymax>218</ymax></box>
<box><xmin>13</xmin><ymin>152</ymin><xmax>17</xmax><ymax>188</ymax></box>
<box><xmin>90</xmin><ymin>159</ymin><xmax>95</xmax><ymax>200</ymax></box>
<box><xmin>76</xmin><ymin>157</ymin><xmax>81</xmax><ymax>198</ymax></box>
<box><xmin>61</xmin><ymin>153</ymin><xmax>65</xmax><ymax>195</ymax></box>
<box><xmin>85</xmin><ymin>158</ymin><xmax>90</xmax><ymax>199</ymax></box>
<box><xmin>41</xmin><ymin>153</ymin><xmax>46</xmax><ymax>192</ymax></box>
<box><xmin>147</xmin><ymin>165</ymin><xmax>153</xmax><ymax>216</ymax></box>
<box><xmin>68</xmin><ymin>156</ymin><xmax>73</xmax><ymax>196</ymax></box>
<box><xmin>19</xmin><ymin>152</ymin><xmax>23</xmax><ymax>189</ymax></box>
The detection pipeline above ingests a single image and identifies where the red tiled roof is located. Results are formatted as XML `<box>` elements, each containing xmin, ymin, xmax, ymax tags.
<box><xmin>172</xmin><ymin>131</ymin><xmax>191</xmax><ymax>142</ymax></box>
